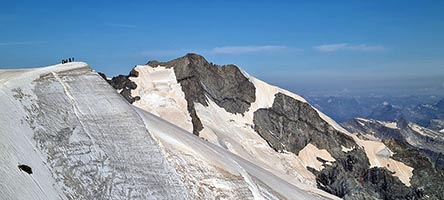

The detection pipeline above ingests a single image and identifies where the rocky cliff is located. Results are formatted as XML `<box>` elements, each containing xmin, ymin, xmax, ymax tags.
<box><xmin>105</xmin><ymin>54</ymin><xmax>437</xmax><ymax>199</ymax></box>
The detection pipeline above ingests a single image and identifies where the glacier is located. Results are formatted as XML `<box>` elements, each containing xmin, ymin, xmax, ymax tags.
<box><xmin>0</xmin><ymin>62</ymin><xmax>331</xmax><ymax>199</ymax></box>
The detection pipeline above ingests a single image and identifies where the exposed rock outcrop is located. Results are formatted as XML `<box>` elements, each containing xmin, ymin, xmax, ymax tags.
<box><xmin>253</xmin><ymin>92</ymin><xmax>356</xmax><ymax>155</ymax></box>
<box><xmin>253</xmin><ymin>92</ymin><xmax>419</xmax><ymax>199</ymax></box>
<box><xmin>383</xmin><ymin>139</ymin><xmax>444</xmax><ymax>200</ymax></box>
<box><xmin>98</xmin><ymin>69</ymin><xmax>140</xmax><ymax>103</ymax></box>
<box><xmin>146</xmin><ymin>53</ymin><xmax>256</xmax><ymax>135</ymax></box>
<box><xmin>98</xmin><ymin>54</ymin><xmax>441</xmax><ymax>199</ymax></box>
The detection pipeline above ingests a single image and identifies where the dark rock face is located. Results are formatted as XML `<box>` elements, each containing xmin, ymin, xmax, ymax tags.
<box><xmin>98</xmin><ymin>70</ymin><xmax>140</xmax><ymax>104</ymax></box>
<box><xmin>253</xmin><ymin>93</ymin><xmax>356</xmax><ymax>155</ymax></box>
<box><xmin>361</xmin><ymin>167</ymin><xmax>418</xmax><ymax>200</ymax></box>
<box><xmin>383</xmin><ymin>139</ymin><xmax>444</xmax><ymax>200</ymax></box>
<box><xmin>314</xmin><ymin>162</ymin><xmax>418</xmax><ymax>200</ymax></box>
<box><xmin>147</xmin><ymin>53</ymin><xmax>256</xmax><ymax>135</ymax></box>
<box><xmin>342</xmin><ymin>118</ymin><xmax>444</xmax><ymax>168</ymax></box>
<box><xmin>342</xmin><ymin>118</ymin><xmax>444</xmax><ymax>198</ymax></box>
<box><xmin>420</xmin><ymin>149</ymin><xmax>444</xmax><ymax>170</ymax></box>
<box><xmin>253</xmin><ymin>92</ymin><xmax>419</xmax><ymax>199</ymax></box>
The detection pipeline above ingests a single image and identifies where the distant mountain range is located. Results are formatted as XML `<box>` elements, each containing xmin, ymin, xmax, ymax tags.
<box><xmin>306</xmin><ymin>95</ymin><xmax>444</xmax><ymax>130</ymax></box>
<box><xmin>369</xmin><ymin>99</ymin><xmax>444</xmax><ymax>128</ymax></box>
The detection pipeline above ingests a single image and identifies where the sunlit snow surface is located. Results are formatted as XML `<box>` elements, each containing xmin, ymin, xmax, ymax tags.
<box><xmin>0</xmin><ymin>63</ymin><xmax>329</xmax><ymax>199</ymax></box>
<box><xmin>0</xmin><ymin>63</ymin><xmax>190</xmax><ymax>199</ymax></box>
<box><xmin>130</xmin><ymin>65</ymin><xmax>193</xmax><ymax>132</ymax></box>
<box><xmin>135</xmin><ymin>108</ymin><xmax>331</xmax><ymax>200</ymax></box>
<box><xmin>132</xmin><ymin>63</ymin><xmax>414</xmax><ymax>188</ymax></box>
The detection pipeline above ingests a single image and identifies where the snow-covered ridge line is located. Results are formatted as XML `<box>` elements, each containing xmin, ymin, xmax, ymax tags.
<box><xmin>240</xmin><ymin>66</ymin><xmax>412</xmax><ymax>185</ymax></box>
<box><xmin>0</xmin><ymin>62</ymin><xmax>89</xmax><ymax>88</ymax></box>
<box><xmin>130</xmin><ymin>65</ymin><xmax>193</xmax><ymax>132</ymax></box>
<box><xmin>1</xmin><ymin>63</ymin><xmax>190</xmax><ymax>199</ymax></box>
<box><xmin>133</xmin><ymin>107</ymin><xmax>337</xmax><ymax>200</ymax></box>
<box><xmin>112</xmin><ymin>54</ymin><xmax>443</xmax><ymax>199</ymax></box>
<box><xmin>2</xmin><ymin>62</ymin><xmax>332</xmax><ymax>199</ymax></box>
<box><xmin>127</xmin><ymin>65</ymin><xmax>332</xmax><ymax>195</ymax></box>
<box><xmin>130</xmin><ymin>56</ymin><xmax>415</xmax><ymax>197</ymax></box>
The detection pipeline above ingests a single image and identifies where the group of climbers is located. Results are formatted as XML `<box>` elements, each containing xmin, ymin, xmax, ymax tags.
<box><xmin>61</xmin><ymin>57</ymin><xmax>75</xmax><ymax>64</ymax></box>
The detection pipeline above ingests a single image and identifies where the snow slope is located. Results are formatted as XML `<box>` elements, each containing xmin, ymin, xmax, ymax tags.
<box><xmin>131</xmin><ymin>65</ymin><xmax>193</xmax><ymax>132</ymax></box>
<box><xmin>131</xmin><ymin>62</ymin><xmax>414</xmax><ymax>188</ymax></box>
<box><xmin>0</xmin><ymin>62</ymin><xmax>330</xmax><ymax>199</ymax></box>
<box><xmin>0</xmin><ymin>62</ymin><xmax>191</xmax><ymax>199</ymax></box>
<box><xmin>0</xmin><ymin>63</ymin><xmax>86</xmax><ymax>200</ymax></box>
<box><xmin>134</xmin><ymin>107</ymin><xmax>335</xmax><ymax>200</ymax></box>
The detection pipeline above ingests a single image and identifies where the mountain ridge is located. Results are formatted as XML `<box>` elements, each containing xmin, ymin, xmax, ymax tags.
<box><xmin>104</xmin><ymin>53</ymin><xmax>433</xmax><ymax>199</ymax></box>
<box><xmin>1</xmin><ymin>61</ymin><xmax>330</xmax><ymax>199</ymax></box>
<box><xmin>145</xmin><ymin>53</ymin><xmax>256</xmax><ymax>135</ymax></box>
<box><xmin>2</xmin><ymin>54</ymin><xmax>440</xmax><ymax>199</ymax></box>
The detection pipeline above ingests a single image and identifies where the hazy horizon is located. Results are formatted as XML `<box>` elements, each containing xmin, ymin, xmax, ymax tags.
<box><xmin>1</xmin><ymin>0</ymin><xmax>443</xmax><ymax>96</ymax></box>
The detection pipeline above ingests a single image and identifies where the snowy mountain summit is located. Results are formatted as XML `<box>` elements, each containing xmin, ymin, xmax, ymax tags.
<box><xmin>1</xmin><ymin>54</ymin><xmax>442</xmax><ymax>199</ymax></box>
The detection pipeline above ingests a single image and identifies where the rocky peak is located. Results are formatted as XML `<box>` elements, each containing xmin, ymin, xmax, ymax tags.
<box><xmin>146</xmin><ymin>53</ymin><xmax>210</xmax><ymax>69</ymax></box>
<box><xmin>142</xmin><ymin>53</ymin><xmax>256</xmax><ymax>135</ymax></box>
<box><xmin>102</xmin><ymin>53</ymin><xmax>255</xmax><ymax>135</ymax></box>
<box><xmin>98</xmin><ymin>68</ymin><xmax>140</xmax><ymax>104</ymax></box>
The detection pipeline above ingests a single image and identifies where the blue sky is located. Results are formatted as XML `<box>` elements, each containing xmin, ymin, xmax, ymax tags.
<box><xmin>1</xmin><ymin>0</ymin><xmax>443</xmax><ymax>96</ymax></box>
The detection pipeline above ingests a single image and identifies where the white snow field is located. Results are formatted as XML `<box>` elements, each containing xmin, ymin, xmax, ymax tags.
<box><xmin>0</xmin><ymin>62</ymin><xmax>331</xmax><ymax>199</ymax></box>
<box><xmin>135</xmin><ymin>107</ymin><xmax>333</xmax><ymax>200</ymax></box>
<box><xmin>132</xmin><ymin>63</ymin><xmax>414</xmax><ymax>188</ymax></box>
